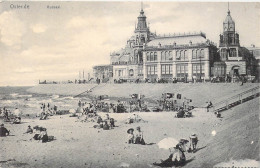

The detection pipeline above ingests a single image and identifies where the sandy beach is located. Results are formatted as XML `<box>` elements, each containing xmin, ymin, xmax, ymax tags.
<box><xmin>0</xmin><ymin>83</ymin><xmax>259</xmax><ymax>168</ymax></box>
<box><xmin>0</xmin><ymin>97</ymin><xmax>259</xmax><ymax>168</ymax></box>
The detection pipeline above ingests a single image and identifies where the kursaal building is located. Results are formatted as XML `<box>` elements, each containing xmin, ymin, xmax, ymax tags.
<box><xmin>93</xmin><ymin>5</ymin><xmax>257</xmax><ymax>82</ymax></box>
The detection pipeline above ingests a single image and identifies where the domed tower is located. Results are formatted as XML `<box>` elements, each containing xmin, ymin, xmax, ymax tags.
<box><xmin>134</xmin><ymin>2</ymin><xmax>150</xmax><ymax>48</ymax></box>
<box><xmin>218</xmin><ymin>3</ymin><xmax>246</xmax><ymax>77</ymax></box>
<box><xmin>219</xmin><ymin>4</ymin><xmax>240</xmax><ymax>61</ymax></box>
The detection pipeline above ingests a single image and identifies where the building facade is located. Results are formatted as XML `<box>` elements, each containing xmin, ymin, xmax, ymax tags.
<box><xmin>93</xmin><ymin>4</ymin><xmax>257</xmax><ymax>82</ymax></box>
<box><xmin>143</xmin><ymin>33</ymin><xmax>218</xmax><ymax>82</ymax></box>
<box><xmin>93</xmin><ymin>65</ymin><xmax>113</xmax><ymax>82</ymax></box>
<box><xmin>212</xmin><ymin>8</ymin><xmax>257</xmax><ymax>77</ymax></box>
<box><xmin>110</xmin><ymin>6</ymin><xmax>218</xmax><ymax>82</ymax></box>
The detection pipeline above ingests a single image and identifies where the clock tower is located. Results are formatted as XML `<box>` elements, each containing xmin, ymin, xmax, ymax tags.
<box><xmin>219</xmin><ymin>6</ymin><xmax>240</xmax><ymax>60</ymax></box>
<box><xmin>218</xmin><ymin>4</ymin><xmax>246</xmax><ymax>77</ymax></box>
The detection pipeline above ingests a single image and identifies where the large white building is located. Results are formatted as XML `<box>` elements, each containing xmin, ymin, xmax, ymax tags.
<box><xmin>93</xmin><ymin>4</ymin><xmax>257</xmax><ymax>82</ymax></box>
<box><xmin>110</xmin><ymin>5</ymin><xmax>217</xmax><ymax>82</ymax></box>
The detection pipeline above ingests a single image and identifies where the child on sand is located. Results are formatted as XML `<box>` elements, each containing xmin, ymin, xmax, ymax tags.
<box><xmin>0</xmin><ymin>124</ymin><xmax>10</xmax><ymax>137</ymax></box>
<box><xmin>189</xmin><ymin>133</ymin><xmax>198</xmax><ymax>152</ymax></box>
<box><xmin>127</xmin><ymin>128</ymin><xmax>134</xmax><ymax>144</ymax></box>
<box><xmin>24</xmin><ymin>125</ymin><xmax>33</xmax><ymax>134</ymax></box>
<box><xmin>135</xmin><ymin>126</ymin><xmax>145</xmax><ymax>145</ymax></box>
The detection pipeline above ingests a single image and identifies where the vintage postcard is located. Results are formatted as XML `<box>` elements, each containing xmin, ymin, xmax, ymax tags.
<box><xmin>0</xmin><ymin>1</ymin><xmax>259</xmax><ymax>168</ymax></box>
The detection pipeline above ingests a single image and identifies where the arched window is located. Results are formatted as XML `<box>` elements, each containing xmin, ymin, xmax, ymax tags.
<box><xmin>221</xmin><ymin>49</ymin><xmax>226</xmax><ymax>59</ymax></box>
<box><xmin>146</xmin><ymin>52</ymin><xmax>150</xmax><ymax>61</ymax></box>
<box><xmin>196</xmin><ymin>50</ymin><xmax>200</xmax><ymax>59</ymax></box>
<box><xmin>165</xmin><ymin>51</ymin><xmax>168</xmax><ymax>60</ymax></box>
<box><xmin>192</xmin><ymin>50</ymin><xmax>196</xmax><ymax>59</ymax></box>
<box><xmin>150</xmin><ymin>52</ymin><xmax>154</xmax><ymax>61</ymax></box>
<box><xmin>176</xmin><ymin>50</ymin><xmax>181</xmax><ymax>60</ymax></box>
<box><xmin>169</xmin><ymin>51</ymin><xmax>173</xmax><ymax>60</ymax></box>
<box><xmin>154</xmin><ymin>52</ymin><xmax>157</xmax><ymax>61</ymax></box>
<box><xmin>184</xmin><ymin>50</ymin><xmax>188</xmax><ymax>60</ymax></box>
<box><xmin>161</xmin><ymin>51</ymin><xmax>165</xmax><ymax>61</ymax></box>
<box><xmin>129</xmin><ymin>69</ymin><xmax>134</xmax><ymax>76</ymax></box>
<box><xmin>230</xmin><ymin>48</ymin><xmax>237</xmax><ymax>57</ymax></box>
<box><xmin>200</xmin><ymin>49</ymin><xmax>204</xmax><ymax>58</ymax></box>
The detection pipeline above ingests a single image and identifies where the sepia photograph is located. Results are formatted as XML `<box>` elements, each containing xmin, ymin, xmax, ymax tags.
<box><xmin>0</xmin><ymin>1</ymin><xmax>259</xmax><ymax>168</ymax></box>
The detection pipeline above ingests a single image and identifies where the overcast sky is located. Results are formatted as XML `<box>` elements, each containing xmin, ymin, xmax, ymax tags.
<box><xmin>0</xmin><ymin>1</ymin><xmax>259</xmax><ymax>86</ymax></box>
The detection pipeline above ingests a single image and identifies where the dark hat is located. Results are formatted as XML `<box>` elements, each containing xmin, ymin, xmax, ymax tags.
<box><xmin>0</xmin><ymin>124</ymin><xmax>4</xmax><ymax>126</ymax></box>
<box><xmin>127</xmin><ymin>128</ymin><xmax>134</xmax><ymax>134</ymax></box>
<box><xmin>28</xmin><ymin>125</ymin><xmax>31</xmax><ymax>127</ymax></box>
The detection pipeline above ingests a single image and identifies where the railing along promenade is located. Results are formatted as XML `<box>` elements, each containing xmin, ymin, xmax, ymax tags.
<box><xmin>213</xmin><ymin>86</ymin><xmax>260</xmax><ymax>113</ymax></box>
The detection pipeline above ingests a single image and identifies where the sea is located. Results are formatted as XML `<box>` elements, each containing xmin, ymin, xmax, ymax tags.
<box><xmin>0</xmin><ymin>86</ymin><xmax>83</xmax><ymax>116</ymax></box>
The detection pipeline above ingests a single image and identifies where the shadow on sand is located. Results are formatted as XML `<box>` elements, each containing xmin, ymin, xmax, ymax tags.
<box><xmin>193</xmin><ymin>145</ymin><xmax>207</xmax><ymax>153</ymax></box>
<box><xmin>146</xmin><ymin>143</ymin><xmax>156</xmax><ymax>145</ymax></box>
<box><xmin>153</xmin><ymin>157</ymin><xmax>195</xmax><ymax>167</ymax></box>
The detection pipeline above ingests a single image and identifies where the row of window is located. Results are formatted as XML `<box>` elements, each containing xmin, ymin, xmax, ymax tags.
<box><xmin>220</xmin><ymin>48</ymin><xmax>237</xmax><ymax>58</ymax></box>
<box><xmin>214</xmin><ymin>67</ymin><xmax>225</xmax><ymax>76</ymax></box>
<box><xmin>147</xmin><ymin>65</ymin><xmax>158</xmax><ymax>75</ymax></box>
<box><xmin>146</xmin><ymin>52</ymin><xmax>158</xmax><ymax>62</ymax></box>
<box><xmin>161</xmin><ymin>65</ymin><xmax>173</xmax><ymax>75</ymax></box>
<box><xmin>146</xmin><ymin>64</ymin><xmax>205</xmax><ymax>75</ymax></box>
<box><xmin>146</xmin><ymin>49</ymin><xmax>205</xmax><ymax>62</ymax></box>
<box><xmin>161</xmin><ymin>51</ymin><xmax>173</xmax><ymax>61</ymax></box>
<box><xmin>176</xmin><ymin>50</ymin><xmax>188</xmax><ymax>60</ymax></box>
<box><xmin>192</xmin><ymin>49</ymin><xmax>205</xmax><ymax>59</ymax></box>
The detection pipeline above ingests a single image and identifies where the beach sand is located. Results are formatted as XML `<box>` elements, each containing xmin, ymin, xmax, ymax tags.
<box><xmin>1</xmin><ymin>83</ymin><xmax>259</xmax><ymax>167</ymax></box>
<box><xmin>0</xmin><ymin>108</ymin><xmax>219</xmax><ymax>168</ymax></box>
<box><xmin>1</xmin><ymin>96</ymin><xmax>259</xmax><ymax>168</ymax></box>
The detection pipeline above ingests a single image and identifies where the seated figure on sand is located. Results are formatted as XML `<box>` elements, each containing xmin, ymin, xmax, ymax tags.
<box><xmin>109</xmin><ymin>118</ymin><xmax>115</xmax><ymax>128</ymax></box>
<box><xmin>125</xmin><ymin>114</ymin><xmax>147</xmax><ymax>124</ymax></box>
<box><xmin>13</xmin><ymin>117</ymin><xmax>21</xmax><ymax>124</ymax></box>
<box><xmin>33</xmin><ymin>127</ymin><xmax>48</xmax><ymax>143</ymax></box>
<box><xmin>0</xmin><ymin>124</ymin><xmax>10</xmax><ymax>137</ymax></box>
<box><xmin>153</xmin><ymin>144</ymin><xmax>186</xmax><ymax>167</ymax></box>
<box><xmin>103</xmin><ymin>121</ymin><xmax>110</xmax><ymax>130</ymax></box>
<box><xmin>24</xmin><ymin>125</ymin><xmax>33</xmax><ymax>134</ymax></box>
<box><xmin>135</xmin><ymin>126</ymin><xmax>145</xmax><ymax>145</ymax></box>
<box><xmin>40</xmin><ymin>112</ymin><xmax>48</xmax><ymax>120</ymax></box>
<box><xmin>97</xmin><ymin>116</ymin><xmax>103</xmax><ymax>124</ymax></box>
<box><xmin>176</xmin><ymin>108</ymin><xmax>185</xmax><ymax>118</ymax></box>
<box><xmin>127</xmin><ymin>128</ymin><xmax>134</xmax><ymax>144</ymax></box>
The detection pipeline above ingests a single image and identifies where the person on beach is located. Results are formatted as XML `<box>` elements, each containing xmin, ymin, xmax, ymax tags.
<box><xmin>176</xmin><ymin>108</ymin><xmax>185</xmax><ymax>118</ymax></box>
<box><xmin>38</xmin><ymin>128</ymin><xmax>48</xmax><ymax>143</ymax></box>
<box><xmin>4</xmin><ymin>109</ymin><xmax>10</xmax><ymax>122</ymax></box>
<box><xmin>97</xmin><ymin>116</ymin><xmax>103</xmax><ymax>124</ymax></box>
<box><xmin>153</xmin><ymin>144</ymin><xmax>186</xmax><ymax>167</ymax></box>
<box><xmin>206</xmin><ymin>101</ymin><xmax>213</xmax><ymax>112</ymax></box>
<box><xmin>40</xmin><ymin>112</ymin><xmax>48</xmax><ymax>120</ymax></box>
<box><xmin>53</xmin><ymin>105</ymin><xmax>57</xmax><ymax>114</ymax></box>
<box><xmin>103</xmin><ymin>121</ymin><xmax>110</xmax><ymax>130</ymax></box>
<box><xmin>110</xmin><ymin>118</ymin><xmax>115</xmax><ymax>128</ymax></box>
<box><xmin>13</xmin><ymin>117</ymin><xmax>21</xmax><ymax>124</ymax></box>
<box><xmin>24</xmin><ymin>125</ymin><xmax>33</xmax><ymax>134</ymax></box>
<box><xmin>0</xmin><ymin>124</ymin><xmax>10</xmax><ymax>137</ymax></box>
<box><xmin>189</xmin><ymin>133</ymin><xmax>198</xmax><ymax>152</ymax></box>
<box><xmin>135</xmin><ymin>126</ymin><xmax>145</xmax><ymax>145</ymax></box>
<box><xmin>105</xmin><ymin>114</ymin><xmax>110</xmax><ymax>120</ymax></box>
<box><xmin>127</xmin><ymin>128</ymin><xmax>134</xmax><ymax>144</ymax></box>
